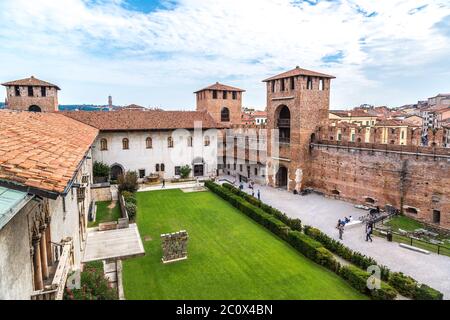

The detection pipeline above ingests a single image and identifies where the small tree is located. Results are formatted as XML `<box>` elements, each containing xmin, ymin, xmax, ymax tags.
<box><xmin>179</xmin><ymin>165</ymin><xmax>192</xmax><ymax>179</ymax></box>
<box><xmin>118</xmin><ymin>171</ymin><xmax>138</xmax><ymax>193</ymax></box>
<box><xmin>93</xmin><ymin>161</ymin><xmax>110</xmax><ymax>178</ymax></box>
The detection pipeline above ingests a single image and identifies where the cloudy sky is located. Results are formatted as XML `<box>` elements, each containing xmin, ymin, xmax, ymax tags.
<box><xmin>0</xmin><ymin>0</ymin><xmax>449</xmax><ymax>110</ymax></box>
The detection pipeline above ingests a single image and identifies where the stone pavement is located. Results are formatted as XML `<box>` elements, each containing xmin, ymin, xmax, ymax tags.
<box><xmin>219</xmin><ymin>176</ymin><xmax>450</xmax><ymax>299</ymax></box>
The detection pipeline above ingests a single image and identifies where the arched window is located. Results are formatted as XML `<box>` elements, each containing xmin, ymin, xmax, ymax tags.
<box><xmin>405</xmin><ymin>207</ymin><xmax>418</xmax><ymax>215</ymax></box>
<box><xmin>365</xmin><ymin>197</ymin><xmax>375</xmax><ymax>204</ymax></box>
<box><xmin>146</xmin><ymin>137</ymin><xmax>152</xmax><ymax>149</ymax></box>
<box><xmin>168</xmin><ymin>136</ymin><xmax>174</xmax><ymax>148</ymax></box>
<box><xmin>161</xmin><ymin>163</ymin><xmax>165</xmax><ymax>171</ymax></box>
<box><xmin>204</xmin><ymin>136</ymin><xmax>210</xmax><ymax>146</ymax></box>
<box><xmin>221</xmin><ymin>107</ymin><xmax>230</xmax><ymax>122</ymax></box>
<box><xmin>100</xmin><ymin>138</ymin><xmax>108</xmax><ymax>151</ymax></box>
<box><xmin>187</xmin><ymin>136</ymin><xmax>193</xmax><ymax>147</ymax></box>
<box><xmin>122</xmin><ymin>138</ymin><xmax>129</xmax><ymax>150</ymax></box>
<box><xmin>29</xmin><ymin>105</ymin><xmax>41</xmax><ymax>112</ymax></box>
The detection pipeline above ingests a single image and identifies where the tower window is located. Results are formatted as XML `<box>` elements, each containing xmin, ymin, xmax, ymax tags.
<box><xmin>221</xmin><ymin>107</ymin><xmax>230</xmax><ymax>122</ymax></box>
<box><xmin>14</xmin><ymin>86</ymin><xmax>20</xmax><ymax>96</ymax></box>
<box><xmin>204</xmin><ymin>136</ymin><xmax>210</xmax><ymax>146</ymax></box>
<box><xmin>146</xmin><ymin>137</ymin><xmax>152</xmax><ymax>149</ymax></box>
<box><xmin>232</xmin><ymin>92</ymin><xmax>237</xmax><ymax>99</ymax></box>
<box><xmin>307</xmin><ymin>77</ymin><xmax>313</xmax><ymax>90</ymax></box>
<box><xmin>319</xmin><ymin>79</ymin><xmax>325</xmax><ymax>90</ymax></box>
<box><xmin>187</xmin><ymin>136</ymin><xmax>193</xmax><ymax>147</ymax></box>
<box><xmin>122</xmin><ymin>138</ymin><xmax>129</xmax><ymax>150</ymax></box>
<box><xmin>212</xmin><ymin>90</ymin><xmax>217</xmax><ymax>99</ymax></box>
<box><xmin>271</xmin><ymin>81</ymin><xmax>275</xmax><ymax>93</ymax></box>
<box><xmin>41</xmin><ymin>87</ymin><xmax>46</xmax><ymax>97</ymax></box>
<box><xmin>156</xmin><ymin>164</ymin><xmax>160</xmax><ymax>172</ymax></box>
<box><xmin>223</xmin><ymin>91</ymin><xmax>227</xmax><ymax>99</ymax></box>
<box><xmin>100</xmin><ymin>138</ymin><xmax>108</xmax><ymax>151</ymax></box>
<box><xmin>28</xmin><ymin>86</ymin><xmax>33</xmax><ymax>97</ymax></box>
<box><xmin>290</xmin><ymin>77</ymin><xmax>295</xmax><ymax>90</ymax></box>
<box><xmin>280</xmin><ymin>79</ymin><xmax>285</xmax><ymax>91</ymax></box>
<box><xmin>168</xmin><ymin>136</ymin><xmax>174</xmax><ymax>148</ymax></box>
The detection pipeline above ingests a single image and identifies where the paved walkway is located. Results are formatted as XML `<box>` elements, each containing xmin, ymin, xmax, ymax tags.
<box><xmin>138</xmin><ymin>181</ymin><xmax>200</xmax><ymax>192</ymax></box>
<box><xmin>219</xmin><ymin>176</ymin><xmax>450</xmax><ymax>299</ymax></box>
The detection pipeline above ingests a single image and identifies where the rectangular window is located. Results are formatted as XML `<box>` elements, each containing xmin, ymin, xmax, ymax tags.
<box><xmin>254</xmin><ymin>167</ymin><xmax>258</xmax><ymax>175</ymax></box>
<box><xmin>290</xmin><ymin>77</ymin><xmax>295</xmax><ymax>90</ymax></box>
<box><xmin>175</xmin><ymin>166</ymin><xmax>181</xmax><ymax>176</ymax></box>
<box><xmin>319</xmin><ymin>79</ymin><xmax>325</xmax><ymax>90</ymax></box>
<box><xmin>232</xmin><ymin>92</ymin><xmax>237</xmax><ymax>100</ymax></box>
<box><xmin>156</xmin><ymin>164</ymin><xmax>160</xmax><ymax>172</ymax></box>
<box><xmin>433</xmin><ymin>210</ymin><xmax>440</xmax><ymax>224</ymax></box>
<box><xmin>307</xmin><ymin>77</ymin><xmax>313</xmax><ymax>90</ymax></box>
<box><xmin>139</xmin><ymin>169</ymin><xmax>145</xmax><ymax>179</ymax></box>
<box><xmin>14</xmin><ymin>86</ymin><xmax>20</xmax><ymax>96</ymax></box>
<box><xmin>233</xmin><ymin>163</ymin><xmax>236</xmax><ymax>171</ymax></box>
<box><xmin>240</xmin><ymin>164</ymin><xmax>243</xmax><ymax>172</ymax></box>
<box><xmin>223</xmin><ymin>91</ymin><xmax>227</xmax><ymax>99</ymax></box>
<box><xmin>212</xmin><ymin>90</ymin><xmax>217</xmax><ymax>99</ymax></box>
<box><xmin>28</xmin><ymin>86</ymin><xmax>33</xmax><ymax>97</ymax></box>
<box><xmin>41</xmin><ymin>87</ymin><xmax>46</xmax><ymax>97</ymax></box>
<box><xmin>280</xmin><ymin>79</ymin><xmax>285</xmax><ymax>91</ymax></box>
<box><xmin>271</xmin><ymin>81</ymin><xmax>275</xmax><ymax>93</ymax></box>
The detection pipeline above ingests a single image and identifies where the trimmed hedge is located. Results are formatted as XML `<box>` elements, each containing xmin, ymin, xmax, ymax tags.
<box><xmin>304</xmin><ymin>225</ymin><xmax>390</xmax><ymax>280</ymax></box>
<box><xmin>304</xmin><ymin>225</ymin><xmax>444</xmax><ymax>300</ymax></box>
<box><xmin>339</xmin><ymin>266</ymin><xmax>397</xmax><ymax>300</ymax></box>
<box><xmin>222</xmin><ymin>183</ymin><xmax>302</xmax><ymax>231</ymax></box>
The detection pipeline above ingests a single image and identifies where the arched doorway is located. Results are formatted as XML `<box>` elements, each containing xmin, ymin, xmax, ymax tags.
<box><xmin>29</xmin><ymin>105</ymin><xmax>42</xmax><ymax>112</ymax></box>
<box><xmin>275</xmin><ymin>105</ymin><xmax>290</xmax><ymax>144</ymax></box>
<box><xmin>276</xmin><ymin>166</ymin><xmax>288</xmax><ymax>188</ymax></box>
<box><xmin>110</xmin><ymin>164</ymin><xmax>124</xmax><ymax>181</ymax></box>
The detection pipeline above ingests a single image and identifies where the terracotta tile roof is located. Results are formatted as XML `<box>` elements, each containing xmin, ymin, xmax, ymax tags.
<box><xmin>375</xmin><ymin>119</ymin><xmax>409</xmax><ymax>127</ymax></box>
<box><xmin>0</xmin><ymin>110</ymin><xmax>98</xmax><ymax>195</ymax></box>
<box><xmin>330</xmin><ymin>110</ymin><xmax>376</xmax><ymax>118</ymax></box>
<box><xmin>194</xmin><ymin>82</ymin><xmax>245</xmax><ymax>93</ymax></box>
<box><xmin>2</xmin><ymin>76</ymin><xmax>60</xmax><ymax>90</ymax></box>
<box><xmin>263</xmin><ymin>66</ymin><xmax>335</xmax><ymax>82</ymax></box>
<box><xmin>62</xmin><ymin>110</ymin><xmax>222</xmax><ymax>131</ymax></box>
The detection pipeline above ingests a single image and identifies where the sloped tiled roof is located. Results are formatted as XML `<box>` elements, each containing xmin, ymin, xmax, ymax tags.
<box><xmin>194</xmin><ymin>82</ymin><xmax>245</xmax><ymax>93</ymax></box>
<box><xmin>0</xmin><ymin>110</ymin><xmax>98</xmax><ymax>195</ymax></box>
<box><xmin>2</xmin><ymin>76</ymin><xmax>60</xmax><ymax>90</ymax></box>
<box><xmin>263</xmin><ymin>66</ymin><xmax>335</xmax><ymax>82</ymax></box>
<box><xmin>375</xmin><ymin>119</ymin><xmax>409</xmax><ymax>127</ymax></box>
<box><xmin>62</xmin><ymin>110</ymin><xmax>221</xmax><ymax>131</ymax></box>
<box><xmin>330</xmin><ymin>110</ymin><xmax>376</xmax><ymax>118</ymax></box>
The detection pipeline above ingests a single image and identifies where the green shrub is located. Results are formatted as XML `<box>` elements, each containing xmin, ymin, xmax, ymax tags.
<box><xmin>125</xmin><ymin>202</ymin><xmax>137</xmax><ymax>220</ymax></box>
<box><xmin>64</xmin><ymin>262</ymin><xmax>117</xmax><ymax>300</ymax></box>
<box><xmin>388</xmin><ymin>272</ymin><xmax>418</xmax><ymax>298</ymax></box>
<box><xmin>121</xmin><ymin>191</ymin><xmax>137</xmax><ymax>205</ymax></box>
<box><xmin>118</xmin><ymin>171</ymin><xmax>138</xmax><ymax>193</ymax></box>
<box><xmin>339</xmin><ymin>265</ymin><xmax>397</xmax><ymax>300</ymax></box>
<box><xmin>179</xmin><ymin>165</ymin><xmax>192</xmax><ymax>179</ymax></box>
<box><xmin>93</xmin><ymin>161</ymin><xmax>110</xmax><ymax>178</ymax></box>
<box><xmin>414</xmin><ymin>284</ymin><xmax>443</xmax><ymax>300</ymax></box>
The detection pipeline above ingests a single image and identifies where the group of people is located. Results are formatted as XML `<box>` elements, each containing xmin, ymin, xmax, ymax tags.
<box><xmin>238</xmin><ymin>181</ymin><xmax>261</xmax><ymax>201</ymax></box>
<box><xmin>336</xmin><ymin>215</ymin><xmax>373</xmax><ymax>242</ymax></box>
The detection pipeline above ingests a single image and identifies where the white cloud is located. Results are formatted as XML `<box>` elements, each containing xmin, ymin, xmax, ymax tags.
<box><xmin>0</xmin><ymin>0</ymin><xmax>449</xmax><ymax>108</ymax></box>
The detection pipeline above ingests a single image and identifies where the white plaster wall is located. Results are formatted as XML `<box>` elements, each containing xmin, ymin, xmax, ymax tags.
<box><xmin>92</xmin><ymin>129</ymin><xmax>219</xmax><ymax>178</ymax></box>
<box><xmin>0</xmin><ymin>203</ymin><xmax>34</xmax><ymax>300</ymax></box>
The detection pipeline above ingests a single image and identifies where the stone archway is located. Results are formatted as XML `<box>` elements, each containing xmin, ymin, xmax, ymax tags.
<box><xmin>110</xmin><ymin>164</ymin><xmax>124</xmax><ymax>181</ymax></box>
<box><xmin>29</xmin><ymin>105</ymin><xmax>42</xmax><ymax>112</ymax></box>
<box><xmin>276</xmin><ymin>166</ymin><xmax>288</xmax><ymax>188</ymax></box>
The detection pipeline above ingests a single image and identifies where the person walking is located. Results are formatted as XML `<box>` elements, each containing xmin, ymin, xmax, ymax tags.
<box><xmin>257</xmin><ymin>189</ymin><xmax>261</xmax><ymax>201</ymax></box>
<box><xmin>366</xmin><ymin>223</ymin><xmax>373</xmax><ymax>242</ymax></box>
<box><xmin>338</xmin><ymin>223</ymin><xmax>344</xmax><ymax>240</ymax></box>
<box><xmin>162</xmin><ymin>178</ymin><xmax>165</xmax><ymax>188</ymax></box>
<box><xmin>252</xmin><ymin>190</ymin><xmax>255</xmax><ymax>197</ymax></box>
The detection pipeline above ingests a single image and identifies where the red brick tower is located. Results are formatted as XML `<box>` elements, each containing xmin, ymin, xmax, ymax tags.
<box><xmin>195</xmin><ymin>82</ymin><xmax>245</xmax><ymax>126</ymax></box>
<box><xmin>264</xmin><ymin>66</ymin><xmax>335</xmax><ymax>192</ymax></box>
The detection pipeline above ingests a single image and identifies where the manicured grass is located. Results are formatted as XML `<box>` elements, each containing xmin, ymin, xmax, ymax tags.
<box><xmin>122</xmin><ymin>189</ymin><xmax>367</xmax><ymax>300</ymax></box>
<box><xmin>88</xmin><ymin>201</ymin><xmax>121</xmax><ymax>227</ymax></box>
<box><xmin>384</xmin><ymin>215</ymin><xmax>424</xmax><ymax>232</ymax></box>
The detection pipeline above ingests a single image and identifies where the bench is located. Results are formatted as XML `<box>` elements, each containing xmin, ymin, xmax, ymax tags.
<box><xmin>399</xmin><ymin>243</ymin><xmax>430</xmax><ymax>255</ymax></box>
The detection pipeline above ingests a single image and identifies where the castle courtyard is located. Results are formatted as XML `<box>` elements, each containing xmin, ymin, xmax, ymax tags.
<box><xmin>230</xmin><ymin>179</ymin><xmax>450</xmax><ymax>299</ymax></box>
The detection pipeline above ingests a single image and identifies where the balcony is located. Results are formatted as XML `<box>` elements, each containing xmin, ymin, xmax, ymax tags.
<box><xmin>30</xmin><ymin>240</ymin><xmax>73</xmax><ymax>300</ymax></box>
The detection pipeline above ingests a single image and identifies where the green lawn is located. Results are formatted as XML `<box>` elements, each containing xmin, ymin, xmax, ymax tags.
<box><xmin>384</xmin><ymin>215</ymin><xmax>424</xmax><ymax>232</ymax></box>
<box><xmin>122</xmin><ymin>189</ymin><xmax>366</xmax><ymax>300</ymax></box>
<box><xmin>88</xmin><ymin>201</ymin><xmax>121</xmax><ymax>227</ymax></box>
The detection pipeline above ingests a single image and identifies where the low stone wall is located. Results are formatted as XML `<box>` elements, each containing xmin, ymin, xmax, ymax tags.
<box><xmin>91</xmin><ymin>184</ymin><xmax>112</xmax><ymax>202</ymax></box>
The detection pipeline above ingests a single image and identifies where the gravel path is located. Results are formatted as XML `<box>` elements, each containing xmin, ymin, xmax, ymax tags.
<box><xmin>219</xmin><ymin>177</ymin><xmax>450</xmax><ymax>299</ymax></box>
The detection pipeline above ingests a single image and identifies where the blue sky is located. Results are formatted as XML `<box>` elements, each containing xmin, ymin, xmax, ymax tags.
<box><xmin>0</xmin><ymin>0</ymin><xmax>449</xmax><ymax>110</ymax></box>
